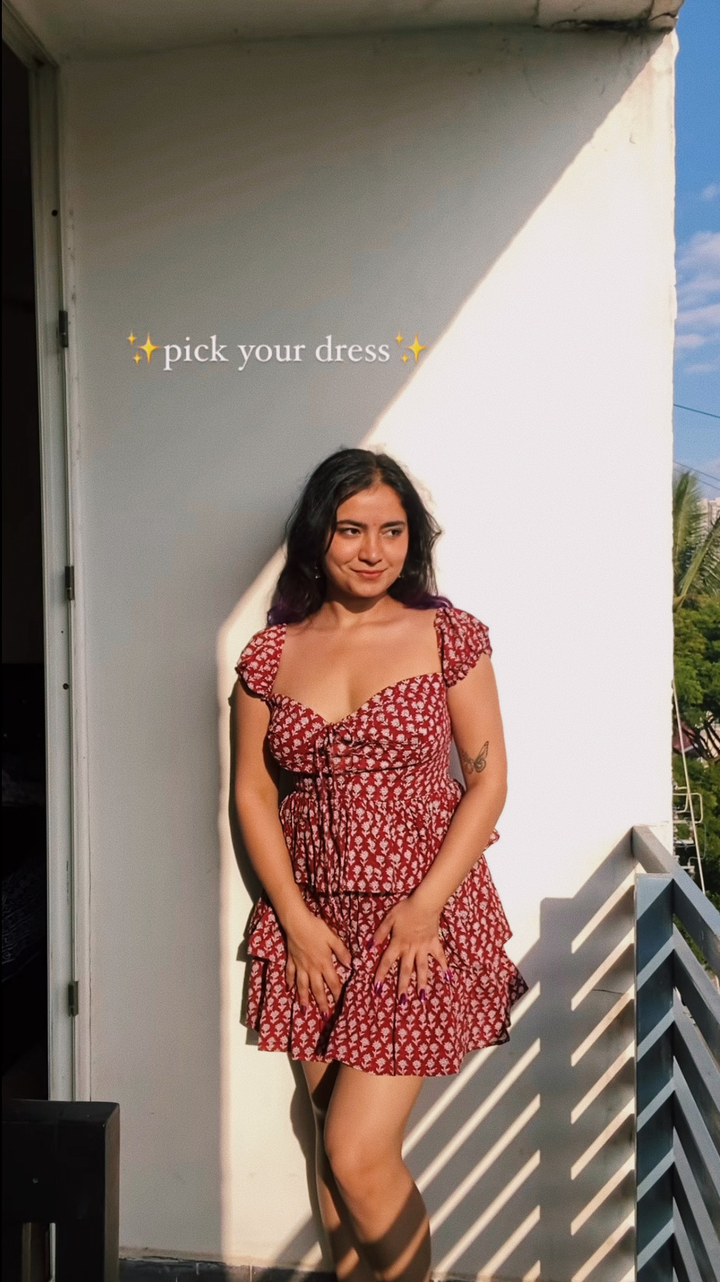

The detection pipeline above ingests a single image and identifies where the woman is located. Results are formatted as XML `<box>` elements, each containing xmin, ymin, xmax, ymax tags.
<box><xmin>232</xmin><ymin>448</ymin><xmax>528</xmax><ymax>1282</ymax></box>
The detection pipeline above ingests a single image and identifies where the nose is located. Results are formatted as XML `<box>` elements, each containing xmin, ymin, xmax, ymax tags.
<box><xmin>358</xmin><ymin>531</ymin><xmax>382</xmax><ymax>563</ymax></box>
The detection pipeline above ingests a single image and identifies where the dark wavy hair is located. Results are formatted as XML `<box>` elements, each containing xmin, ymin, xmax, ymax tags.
<box><xmin>268</xmin><ymin>448</ymin><xmax>450</xmax><ymax>625</ymax></box>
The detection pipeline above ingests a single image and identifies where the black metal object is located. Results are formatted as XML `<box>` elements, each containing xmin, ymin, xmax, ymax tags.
<box><xmin>2</xmin><ymin>664</ymin><xmax>48</xmax><ymax>1085</ymax></box>
<box><xmin>2</xmin><ymin>1100</ymin><xmax>120</xmax><ymax>1281</ymax></box>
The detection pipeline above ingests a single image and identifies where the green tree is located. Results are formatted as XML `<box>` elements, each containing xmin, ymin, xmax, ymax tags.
<box><xmin>673</xmin><ymin>470</ymin><xmax>719</xmax><ymax>609</ymax></box>
<box><xmin>674</xmin><ymin>596</ymin><xmax>720</xmax><ymax>761</ymax></box>
<box><xmin>672</xmin><ymin>470</ymin><xmax>720</xmax><ymax>909</ymax></box>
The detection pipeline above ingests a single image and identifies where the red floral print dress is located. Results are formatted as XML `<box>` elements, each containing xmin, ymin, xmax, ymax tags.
<box><xmin>235</xmin><ymin>604</ymin><xmax>528</xmax><ymax>1076</ymax></box>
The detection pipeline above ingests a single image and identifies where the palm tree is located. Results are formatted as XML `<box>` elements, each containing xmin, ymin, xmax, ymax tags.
<box><xmin>671</xmin><ymin>471</ymin><xmax>719</xmax><ymax>889</ymax></box>
<box><xmin>673</xmin><ymin>469</ymin><xmax>720</xmax><ymax>610</ymax></box>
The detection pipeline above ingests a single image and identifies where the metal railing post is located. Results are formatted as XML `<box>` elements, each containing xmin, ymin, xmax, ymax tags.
<box><xmin>635</xmin><ymin>873</ymin><xmax>674</xmax><ymax>1280</ymax></box>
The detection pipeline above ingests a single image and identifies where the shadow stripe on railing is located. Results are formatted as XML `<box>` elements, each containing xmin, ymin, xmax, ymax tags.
<box><xmin>633</xmin><ymin>825</ymin><xmax>720</xmax><ymax>1282</ymax></box>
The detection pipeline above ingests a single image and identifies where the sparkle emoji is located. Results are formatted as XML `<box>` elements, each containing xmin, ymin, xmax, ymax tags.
<box><xmin>127</xmin><ymin>331</ymin><xmax>136</xmax><ymax>345</ymax></box>
<box><xmin>139</xmin><ymin>333</ymin><xmax>160</xmax><ymax>363</ymax></box>
<box><xmin>133</xmin><ymin>352</ymin><xmax>142</xmax><ymax>365</ymax></box>
<box><xmin>406</xmin><ymin>334</ymin><xmax>426</xmax><ymax>363</ymax></box>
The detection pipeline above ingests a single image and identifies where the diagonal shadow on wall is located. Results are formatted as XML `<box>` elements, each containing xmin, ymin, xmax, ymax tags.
<box><xmin>261</xmin><ymin>842</ymin><xmax>636</xmax><ymax>1282</ymax></box>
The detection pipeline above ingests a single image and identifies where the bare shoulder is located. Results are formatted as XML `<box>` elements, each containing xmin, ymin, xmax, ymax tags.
<box><xmin>285</xmin><ymin>618</ymin><xmax>313</xmax><ymax>636</ymax></box>
<box><xmin>394</xmin><ymin>601</ymin><xmax>438</xmax><ymax>632</ymax></box>
<box><xmin>282</xmin><ymin>616</ymin><xmax>320</xmax><ymax>659</ymax></box>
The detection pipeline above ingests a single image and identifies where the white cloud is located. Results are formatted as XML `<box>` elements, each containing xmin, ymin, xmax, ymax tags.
<box><xmin>677</xmin><ymin>303</ymin><xmax>720</xmax><ymax>329</ymax></box>
<box><xmin>675</xmin><ymin>333</ymin><xmax>707</xmax><ymax>350</ymax></box>
<box><xmin>675</xmin><ymin>231</ymin><xmax>720</xmax><ymax>375</ymax></box>
<box><xmin>678</xmin><ymin>230</ymin><xmax>720</xmax><ymax>269</ymax></box>
<box><xmin>700</xmin><ymin>183</ymin><xmax>720</xmax><ymax>202</ymax></box>
<box><xmin>686</xmin><ymin>357</ymin><xmax>720</xmax><ymax>375</ymax></box>
<box><xmin>676</xmin><ymin>231</ymin><xmax>720</xmax><ymax>307</ymax></box>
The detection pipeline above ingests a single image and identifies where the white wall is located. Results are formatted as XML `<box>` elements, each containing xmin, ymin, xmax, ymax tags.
<box><xmin>60</xmin><ymin>25</ymin><xmax>676</xmax><ymax>1280</ymax></box>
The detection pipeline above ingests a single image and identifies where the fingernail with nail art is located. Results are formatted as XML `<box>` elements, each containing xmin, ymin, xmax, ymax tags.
<box><xmin>373</xmin><ymin>981</ymin><xmax>383</xmax><ymax>995</ymax></box>
<box><xmin>419</xmin><ymin>987</ymin><xmax>427</xmax><ymax>1002</ymax></box>
<box><xmin>399</xmin><ymin>993</ymin><xmax>407</xmax><ymax>1007</ymax></box>
<box><xmin>365</xmin><ymin>937</ymin><xmax>376</xmax><ymax>952</ymax></box>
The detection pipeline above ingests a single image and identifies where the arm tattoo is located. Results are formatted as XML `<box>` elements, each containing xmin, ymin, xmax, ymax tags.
<box><xmin>460</xmin><ymin>742</ymin><xmax>489</xmax><ymax>775</ymax></box>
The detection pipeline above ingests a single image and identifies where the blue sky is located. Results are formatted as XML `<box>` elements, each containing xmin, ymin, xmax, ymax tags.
<box><xmin>673</xmin><ymin>0</ymin><xmax>720</xmax><ymax>498</ymax></box>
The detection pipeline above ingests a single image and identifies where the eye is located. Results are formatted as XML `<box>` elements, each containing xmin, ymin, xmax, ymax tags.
<box><xmin>337</xmin><ymin>525</ymin><xmax>361</xmax><ymax>536</ymax></box>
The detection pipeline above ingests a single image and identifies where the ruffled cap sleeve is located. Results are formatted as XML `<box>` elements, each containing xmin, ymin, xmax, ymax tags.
<box><xmin>235</xmin><ymin>625</ymin><xmax>284</xmax><ymax>699</ymax></box>
<box><xmin>436</xmin><ymin>605</ymin><xmax>492</xmax><ymax>687</ymax></box>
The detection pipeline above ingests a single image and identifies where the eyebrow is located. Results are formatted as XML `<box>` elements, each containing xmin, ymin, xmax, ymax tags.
<box><xmin>335</xmin><ymin>519</ymin><xmax>406</xmax><ymax>528</ymax></box>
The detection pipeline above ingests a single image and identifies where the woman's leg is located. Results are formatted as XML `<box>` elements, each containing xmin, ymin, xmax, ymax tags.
<box><xmin>323</xmin><ymin>1065</ymin><xmax>429</xmax><ymax>1282</ymax></box>
<box><xmin>301</xmin><ymin>1060</ymin><xmax>376</xmax><ymax>1282</ymax></box>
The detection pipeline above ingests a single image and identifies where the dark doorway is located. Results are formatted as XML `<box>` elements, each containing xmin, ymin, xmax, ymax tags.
<box><xmin>2</xmin><ymin>41</ymin><xmax>48</xmax><ymax>1103</ymax></box>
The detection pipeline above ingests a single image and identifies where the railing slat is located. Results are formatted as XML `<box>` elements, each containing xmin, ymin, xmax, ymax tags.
<box><xmin>636</xmin><ymin>874</ymin><xmax>674</xmax><ymax>1278</ymax></box>
<box><xmin>673</xmin><ymin>927</ymin><xmax>720</xmax><ymax>1065</ymax></box>
<box><xmin>672</xmin><ymin>1139</ymin><xmax>720</xmax><ymax>1282</ymax></box>
<box><xmin>636</xmin><ymin>1220</ymin><xmax>675</xmax><ymax>1279</ymax></box>
<box><xmin>633</xmin><ymin>828</ymin><xmax>720</xmax><ymax>977</ymax></box>
<box><xmin>673</xmin><ymin>997</ymin><xmax>720</xmax><ymax>1150</ymax></box>
<box><xmin>633</xmin><ymin>828</ymin><xmax>679</xmax><ymax>876</ymax></box>
<box><xmin>673</xmin><ymin>885</ymin><xmax>720</xmax><ymax>981</ymax></box>
<box><xmin>673</xmin><ymin>1067</ymin><xmax>720</xmax><ymax>1230</ymax></box>
<box><xmin>673</xmin><ymin>1202</ymin><xmax>706</xmax><ymax>1282</ymax></box>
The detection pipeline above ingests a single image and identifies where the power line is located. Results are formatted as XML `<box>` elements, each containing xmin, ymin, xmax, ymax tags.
<box><xmin>674</xmin><ymin>402</ymin><xmax>720</xmax><ymax>420</ymax></box>
<box><xmin>674</xmin><ymin>460</ymin><xmax>720</xmax><ymax>488</ymax></box>
<box><xmin>673</xmin><ymin>462</ymin><xmax>720</xmax><ymax>493</ymax></box>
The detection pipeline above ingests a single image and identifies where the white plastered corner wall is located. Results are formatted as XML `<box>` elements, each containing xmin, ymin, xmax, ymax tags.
<box><xmin>59</xmin><ymin>23</ymin><xmax>676</xmax><ymax>1279</ymax></box>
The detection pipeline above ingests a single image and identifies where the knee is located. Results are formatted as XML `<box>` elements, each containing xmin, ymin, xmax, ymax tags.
<box><xmin>323</xmin><ymin>1118</ymin><xmax>379</xmax><ymax>1196</ymax></box>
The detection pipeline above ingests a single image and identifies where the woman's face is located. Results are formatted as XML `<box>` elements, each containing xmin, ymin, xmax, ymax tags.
<box><xmin>323</xmin><ymin>483</ymin><xmax>409</xmax><ymax>600</ymax></box>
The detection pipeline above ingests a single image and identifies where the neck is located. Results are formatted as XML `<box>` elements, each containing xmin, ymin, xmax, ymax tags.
<box><xmin>319</xmin><ymin>590</ymin><xmax>400</xmax><ymax>626</ymax></box>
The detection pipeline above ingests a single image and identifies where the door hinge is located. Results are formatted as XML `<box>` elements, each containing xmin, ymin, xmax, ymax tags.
<box><xmin>68</xmin><ymin>980</ymin><xmax>79</xmax><ymax>1017</ymax></box>
<box><xmin>64</xmin><ymin>565</ymin><xmax>75</xmax><ymax>601</ymax></box>
<box><xmin>58</xmin><ymin>309</ymin><xmax>69</xmax><ymax>348</ymax></box>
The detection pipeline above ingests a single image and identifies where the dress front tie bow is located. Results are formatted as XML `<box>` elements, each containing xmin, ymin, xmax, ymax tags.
<box><xmin>310</xmin><ymin>724</ymin><xmax>352</xmax><ymax>890</ymax></box>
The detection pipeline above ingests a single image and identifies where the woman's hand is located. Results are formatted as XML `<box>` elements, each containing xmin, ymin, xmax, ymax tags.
<box><xmin>283</xmin><ymin>903</ymin><xmax>352</xmax><ymax>1016</ymax></box>
<box><xmin>370</xmin><ymin>893</ymin><xmax>449</xmax><ymax>1003</ymax></box>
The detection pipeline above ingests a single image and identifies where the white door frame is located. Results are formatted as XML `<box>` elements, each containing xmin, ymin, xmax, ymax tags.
<box><xmin>3</xmin><ymin>4</ymin><xmax>91</xmax><ymax>1101</ymax></box>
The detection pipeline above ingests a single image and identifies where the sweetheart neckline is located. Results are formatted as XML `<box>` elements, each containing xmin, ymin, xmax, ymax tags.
<box><xmin>270</xmin><ymin>613</ymin><xmax>446</xmax><ymax>728</ymax></box>
<box><xmin>271</xmin><ymin>670</ymin><xmax>446</xmax><ymax>729</ymax></box>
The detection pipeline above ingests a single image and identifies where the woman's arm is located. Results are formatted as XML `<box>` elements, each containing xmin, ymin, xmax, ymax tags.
<box><xmin>233</xmin><ymin>680</ymin><xmax>351</xmax><ymax>1013</ymax></box>
<box><xmin>370</xmin><ymin>653</ymin><xmax>507</xmax><ymax>996</ymax></box>
<box><xmin>233</xmin><ymin>679</ymin><xmax>306</xmax><ymax>925</ymax></box>
<box><xmin>412</xmin><ymin>652</ymin><xmax>507</xmax><ymax>913</ymax></box>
